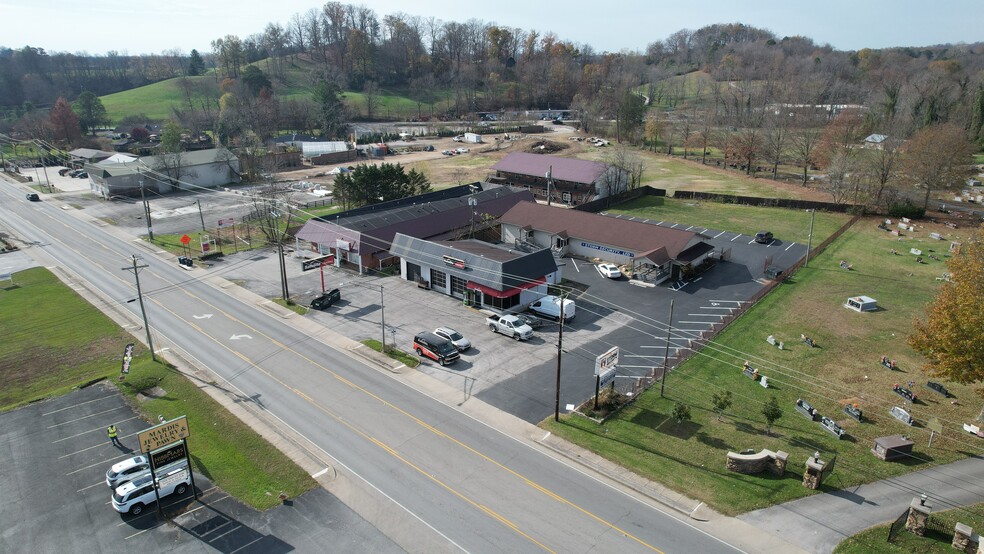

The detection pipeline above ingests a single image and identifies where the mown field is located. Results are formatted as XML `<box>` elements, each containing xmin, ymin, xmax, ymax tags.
<box><xmin>543</xmin><ymin>211</ymin><xmax>983</xmax><ymax>515</ymax></box>
<box><xmin>0</xmin><ymin>268</ymin><xmax>316</xmax><ymax>509</ymax></box>
<box><xmin>834</xmin><ymin>502</ymin><xmax>984</xmax><ymax>553</ymax></box>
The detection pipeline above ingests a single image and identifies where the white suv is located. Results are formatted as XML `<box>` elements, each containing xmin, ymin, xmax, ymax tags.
<box><xmin>106</xmin><ymin>455</ymin><xmax>150</xmax><ymax>488</ymax></box>
<box><xmin>112</xmin><ymin>461</ymin><xmax>190</xmax><ymax>515</ymax></box>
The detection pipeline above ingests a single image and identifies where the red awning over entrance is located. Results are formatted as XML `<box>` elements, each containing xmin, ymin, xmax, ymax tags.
<box><xmin>467</xmin><ymin>277</ymin><xmax>545</xmax><ymax>299</ymax></box>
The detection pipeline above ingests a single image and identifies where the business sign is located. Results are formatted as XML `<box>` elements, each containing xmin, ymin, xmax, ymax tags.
<box><xmin>302</xmin><ymin>255</ymin><xmax>335</xmax><ymax>271</ymax></box>
<box><xmin>598</xmin><ymin>367</ymin><xmax>617</xmax><ymax>388</ymax></box>
<box><xmin>150</xmin><ymin>440</ymin><xmax>187</xmax><ymax>470</ymax></box>
<box><xmin>442</xmin><ymin>255</ymin><xmax>466</xmax><ymax>269</ymax></box>
<box><xmin>595</xmin><ymin>346</ymin><xmax>619</xmax><ymax>375</ymax></box>
<box><xmin>120</xmin><ymin>343</ymin><xmax>134</xmax><ymax>375</ymax></box>
<box><xmin>138</xmin><ymin>416</ymin><xmax>190</xmax><ymax>453</ymax></box>
<box><xmin>217</xmin><ymin>217</ymin><xmax>235</xmax><ymax>228</ymax></box>
<box><xmin>580</xmin><ymin>241</ymin><xmax>635</xmax><ymax>258</ymax></box>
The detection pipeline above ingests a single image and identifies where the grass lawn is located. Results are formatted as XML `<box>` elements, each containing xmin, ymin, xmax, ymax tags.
<box><xmin>607</xmin><ymin>195</ymin><xmax>851</xmax><ymax>245</ymax></box>
<box><xmin>542</xmin><ymin>214</ymin><xmax>984</xmax><ymax>515</ymax></box>
<box><xmin>0</xmin><ymin>268</ymin><xmax>316</xmax><ymax>509</ymax></box>
<box><xmin>834</xmin><ymin>503</ymin><xmax>984</xmax><ymax>553</ymax></box>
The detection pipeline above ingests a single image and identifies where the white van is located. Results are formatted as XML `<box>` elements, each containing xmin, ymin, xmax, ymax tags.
<box><xmin>529</xmin><ymin>295</ymin><xmax>575</xmax><ymax>322</ymax></box>
<box><xmin>111</xmin><ymin>461</ymin><xmax>190</xmax><ymax>515</ymax></box>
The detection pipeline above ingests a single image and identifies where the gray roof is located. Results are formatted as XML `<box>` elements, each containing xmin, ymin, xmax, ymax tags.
<box><xmin>499</xmin><ymin>201</ymin><xmax>705</xmax><ymax>259</ymax></box>
<box><xmin>491</xmin><ymin>153</ymin><xmax>607</xmax><ymax>185</ymax></box>
<box><xmin>140</xmin><ymin>147</ymin><xmax>236</xmax><ymax>168</ymax></box>
<box><xmin>864</xmin><ymin>134</ymin><xmax>888</xmax><ymax>143</ymax></box>
<box><xmin>389</xmin><ymin>233</ymin><xmax>557</xmax><ymax>291</ymax></box>
<box><xmin>297</xmin><ymin>186</ymin><xmax>534</xmax><ymax>256</ymax></box>
<box><xmin>69</xmin><ymin>148</ymin><xmax>112</xmax><ymax>161</ymax></box>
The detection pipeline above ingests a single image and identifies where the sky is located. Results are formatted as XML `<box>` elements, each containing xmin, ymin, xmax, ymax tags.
<box><xmin>3</xmin><ymin>0</ymin><xmax>982</xmax><ymax>56</ymax></box>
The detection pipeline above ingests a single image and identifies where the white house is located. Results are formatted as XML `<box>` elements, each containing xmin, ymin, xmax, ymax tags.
<box><xmin>86</xmin><ymin>147</ymin><xmax>241</xmax><ymax>198</ymax></box>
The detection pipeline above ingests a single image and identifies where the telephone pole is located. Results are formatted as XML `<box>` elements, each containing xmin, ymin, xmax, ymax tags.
<box><xmin>554</xmin><ymin>293</ymin><xmax>566</xmax><ymax>422</ymax></box>
<box><xmin>660</xmin><ymin>300</ymin><xmax>674</xmax><ymax>398</ymax></box>
<box><xmin>139</xmin><ymin>174</ymin><xmax>154</xmax><ymax>241</ymax></box>
<box><xmin>196</xmin><ymin>199</ymin><xmax>206</xmax><ymax>232</ymax></box>
<box><xmin>122</xmin><ymin>254</ymin><xmax>155</xmax><ymax>362</ymax></box>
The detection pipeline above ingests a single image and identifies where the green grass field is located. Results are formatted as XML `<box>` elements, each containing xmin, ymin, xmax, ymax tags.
<box><xmin>542</xmin><ymin>214</ymin><xmax>983</xmax><ymax>515</ymax></box>
<box><xmin>834</xmin><ymin>503</ymin><xmax>984</xmax><ymax>553</ymax></box>
<box><xmin>0</xmin><ymin>268</ymin><xmax>316</xmax><ymax>509</ymax></box>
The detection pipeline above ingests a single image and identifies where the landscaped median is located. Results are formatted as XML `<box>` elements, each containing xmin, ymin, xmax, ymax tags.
<box><xmin>0</xmin><ymin>267</ymin><xmax>316</xmax><ymax>510</ymax></box>
<box><xmin>542</xmin><ymin>215</ymin><xmax>982</xmax><ymax>516</ymax></box>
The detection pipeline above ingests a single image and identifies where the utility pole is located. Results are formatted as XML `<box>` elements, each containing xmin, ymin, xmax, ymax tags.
<box><xmin>196</xmin><ymin>199</ymin><xmax>206</xmax><ymax>233</ymax></box>
<box><xmin>122</xmin><ymin>255</ymin><xmax>156</xmax><ymax>362</ymax></box>
<box><xmin>554</xmin><ymin>293</ymin><xmax>565</xmax><ymax>422</ymax></box>
<box><xmin>546</xmin><ymin>166</ymin><xmax>553</xmax><ymax>206</ymax></box>
<box><xmin>660</xmin><ymin>300</ymin><xmax>674</xmax><ymax>398</ymax></box>
<box><xmin>139</xmin><ymin>175</ymin><xmax>154</xmax><ymax>241</ymax></box>
<box><xmin>805</xmin><ymin>209</ymin><xmax>816</xmax><ymax>267</ymax></box>
<box><xmin>379</xmin><ymin>285</ymin><xmax>386</xmax><ymax>353</ymax></box>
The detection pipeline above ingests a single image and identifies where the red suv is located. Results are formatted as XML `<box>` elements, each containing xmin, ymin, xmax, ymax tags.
<box><xmin>412</xmin><ymin>332</ymin><xmax>460</xmax><ymax>366</ymax></box>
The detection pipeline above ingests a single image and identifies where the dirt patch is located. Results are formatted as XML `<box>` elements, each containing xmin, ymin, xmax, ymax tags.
<box><xmin>524</xmin><ymin>140</ymin><xmax>569</xmax><ymax>154</ymax></box>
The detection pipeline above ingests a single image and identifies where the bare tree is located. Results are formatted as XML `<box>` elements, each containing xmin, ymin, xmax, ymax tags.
<box><xmin>790</xmin><ymin>127</ymin><xmax>823</xmax><ymax>185</ymax></box>
<box><xmin>902</xmin><ymin>123</ymin><xmax>975</xmax><ymax>211</ymax></box>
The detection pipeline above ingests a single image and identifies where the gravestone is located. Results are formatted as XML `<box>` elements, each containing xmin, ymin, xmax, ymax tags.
<box><xmin>926</xmin><ymin>381</ymin><xmax>950</xmax><ymax>397</ymax></box>
<box><xmin>760</xmin><ymin>376</ymin><xmax>769</xmax><ymax>388</ymax></box>
<box><xmin>893</xmin><ymin>384</ymin><xmax>917</xmax><ymax>402</ymax></box>
<box><xmin>844</xmin><ymin>404</ymin><xmax>863</xmax><ymax>422</ymax></box>
<box><xmin>796</xmin><ymin>398</ymin><xmax>819</xmax><ymax>421</ymax></box>
<box><xmin>766</xmin><ymin>335</ymin><xmax>776</xmax><ymax>346</ymax></box>
<box><xmin>820</xmin><ymin>416</ymin><xmax>846</xmax><ymax>439</ymax></box>
<box><xmin>891</xmin><ymin>406</ymin><xmax>914</xmax><ymax>425</ymax></box>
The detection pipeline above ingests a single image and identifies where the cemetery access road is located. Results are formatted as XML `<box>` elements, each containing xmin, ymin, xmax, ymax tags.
<box><xmin>740</xmin><ymin>456</ymin><xmax>984</xmax><ymax>553</ymax></box>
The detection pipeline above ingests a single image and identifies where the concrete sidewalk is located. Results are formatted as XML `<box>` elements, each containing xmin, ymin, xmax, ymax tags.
<box><xmin>740</xmin><ymin>456</ymin><xmax>984</xmax><ymax>553</ymax></box>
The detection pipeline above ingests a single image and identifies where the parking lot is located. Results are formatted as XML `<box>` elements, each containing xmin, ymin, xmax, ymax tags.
<box><xmin>214</xmin><ymin>216</ymin><xmax>807</xmax><ymax>423</ymax></box>
<box><xmin>0</xmin><ymin>383</ymin><xmax>400</xmax><ymax>553</ymax></box>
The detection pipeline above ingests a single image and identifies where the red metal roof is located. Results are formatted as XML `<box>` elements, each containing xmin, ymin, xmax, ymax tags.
<box><xmin>491</xmin><ymin>153</ymin><xmax>607</xmax><ymax>185</ymax></box>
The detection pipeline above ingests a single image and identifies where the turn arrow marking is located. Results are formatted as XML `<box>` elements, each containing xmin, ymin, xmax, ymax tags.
<box><xmin>193</xmin><ymin>314</ymin><xmax>214</xmax><ymax>319</ymax></box>
<box><xmin>230</xmin><ymin>334</ymin><xmax>253</xmax><ymax>340</ymax></box>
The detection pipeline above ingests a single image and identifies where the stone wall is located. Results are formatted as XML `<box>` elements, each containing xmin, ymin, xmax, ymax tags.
<box><xmin>726</xmin><ymin>449</ymin><xmax>788</xmax><ymax>475</ymax></box>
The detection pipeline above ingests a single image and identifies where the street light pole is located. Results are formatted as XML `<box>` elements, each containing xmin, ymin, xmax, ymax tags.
<box><xmin>122</xmin><ymin>254</ymin><xmax>156</xmax><ymax>362</ymax></box>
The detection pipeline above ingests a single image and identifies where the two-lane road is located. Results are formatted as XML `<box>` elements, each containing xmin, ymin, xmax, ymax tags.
<box><xmin>2</xmin><ymin>185</ymin><xmax>744</xmax><ymax>553</ymax></box>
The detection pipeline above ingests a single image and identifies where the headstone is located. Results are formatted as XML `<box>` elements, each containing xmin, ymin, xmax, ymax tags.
<box><xmin>844</xmin><ymin>404</ymin><xmax>864</xmax><ymax>422</ymax></box>
<box><xmin>910</xmin><ymin>248</ymin><xmax>922</xmax><ymax>256</ymax></box>
<box><xmin>796</xmin><ymin>398</ymin><xmax>818</xmax><ymax>420</ymax></box>
<box><xmin>893</xmin><ymin>384</ymin><xmax>917</xmax><ymax>402</ymax></box>
<box><xmin>891</xmin><ymin>406</ymin><xmax>914</xmax><ymax>425</ymax></box>
<box><xmin>929</xmin><ymin>232</ymin><xmax>942</xmax><ymax>240</ymax></box>
<box><xmin>760</xmin><ymin>376</ymin><xmax>769</xmax><ymax>388</ymax></box>
<box><xmin>766</xmin><ymin>335</ymin><xmax>776</xmax><ymax>346</ymax></box>
<box><xmin>926</xmin><ymin>381</ymin><xmax>950</xmax><ymax>397</ymax></box>
<box><xmin>820</xmin><ymin>416</ymin><xmax>846</xmax><ymax>439</ymax></box>
<box><xmin>901</xmin><ymin>217</ymin><xmax>911</xmax><ymax>224</ymax></box>
<box><xmin>898</xmin><ymin>222</ymin><xmax>908</xmax><ymax>230</ymax></box>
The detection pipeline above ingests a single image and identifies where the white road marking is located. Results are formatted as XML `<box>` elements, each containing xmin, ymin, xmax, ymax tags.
<box><xmin>713</xmin><ymin>231</ymin><xmax>726</xmax><ymax>238</ymax></box>
<box><xmin>731</xmin><ymin>234</ymin><xmax>742</xmax><ymax>242</ymax></box>
<box><xmin>193</xmin><ymin>313</ymin><xmax>214</xmax><ymax>319</ymax></box>
<box><xmin>42</xmin><ymin>395</ymin><xmax>119</xmax><ymax>416</ymax></box>
<box><xmin>229</xmin><ymin>334</ymin><xmax>253</xmax><ymax>340</ymax></box>
<box><xmin>312</xmin><ymin>468</ymin><xmax>330</xmax><ymax>478</ymax></box>
<box><xmin>785</xmin><ymin>243</ymin><xmax>795</xmax><ymax>251</ymax></box>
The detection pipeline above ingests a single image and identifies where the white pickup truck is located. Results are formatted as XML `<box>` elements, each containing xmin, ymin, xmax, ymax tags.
<box><xmin>486</xmin><ymin>314</ymin><xmax>534</xmax><ymax>341</ymax></box>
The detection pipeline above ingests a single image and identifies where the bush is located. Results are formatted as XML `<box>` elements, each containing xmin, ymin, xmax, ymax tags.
<box><xmin>888</xmin><ymin>202</ymin><xmax>926</xmax><ymax>220</ymax></box>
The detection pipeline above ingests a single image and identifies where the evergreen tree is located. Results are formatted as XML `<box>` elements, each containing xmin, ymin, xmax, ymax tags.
<box><xmin>73</xmin><ymin>91</ymin><xmax>108</xmax><ymax>135</ymax></box>
<box><xmin>187</xmin><ymin>49</ymin><xmax>205</xmax><ymax>76</ymax></box>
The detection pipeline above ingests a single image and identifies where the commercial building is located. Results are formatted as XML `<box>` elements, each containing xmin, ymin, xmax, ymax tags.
<box><xmin>85</xmin><ymin>147</ymin><xmax>241</xmax><ymax>199</ymax></box>
<box><xmin>489</xmin><ymin>152</ymin><xmax>625</xmax><ymax>205</ymax></box>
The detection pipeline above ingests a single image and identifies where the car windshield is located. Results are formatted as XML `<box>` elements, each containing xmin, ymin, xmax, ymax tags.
<box><xmin>447</xmin><ymin>331</ymin><xmax>463</xmax><ymax>341</ymax></box>
<box><xmin>438</xmin><ymin>341</ymin><xmax>457</xmax><ymax>354</ymax></box>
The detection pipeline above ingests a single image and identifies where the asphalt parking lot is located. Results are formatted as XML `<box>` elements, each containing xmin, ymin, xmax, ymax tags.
<box><xmin>0</xmin><ymin>382</ymin><xmax>400</xmax><ymax>553</ymax></box>
<box><xmin>212</xmin><ymin>215</ymin><xmax>807</xmax><ymax>424</ymax></box>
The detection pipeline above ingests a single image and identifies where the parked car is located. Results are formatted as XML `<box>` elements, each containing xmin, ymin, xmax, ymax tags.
<box><xmin>596</xmin><ymin>263</ymin><xmax>621</xmax><ymax>279</ymax></box>
<box><xmin>310</xmin><ymin>288</ymin><xmax>340</xmax><ymax>310</ymax></box>
<box><xmin>111</xmin><ymin>461</ymin><xmax>190</xmax><ymax>515</ymax></box>
<box><xmin>486</xmin><ymin>315</ymin><xmax>534</xmax><ymax>341</ymax></box>
<box><xmin>529</xmin><ymin>295</ymin><xmax>575</xmax><ymax>322</ymax></box>
<box><xmin>106</xmin><ymin>455</ymin><xmax>150</xmax><ymax>489</ymax></box>
<box><xmin>68</xmin><ymin>169</ymin><xmax>83</xmax><ymax>177</ymax></box>
<box><xmin>441</xmin><ymin>150</ymin><xmax>454</xmax><ymax>156</ymax></box>
<box><xmin>452</xmin><ymin>135</ymin><xmax>464</xmax><ymax>142</ymax></box>
<box><xmin>455</xmin><ymin>147</ymin><xmax>469</xmax><ymax>154</ymax></box>
<box><xmin>433</xmin><ymin>327</ymin><xmax>471</xmax><ymax>351</ymax></box>
<box><xmin>412</xmin><ymin>332</ymin><xmax>460</xmax><ymax>365</ymax></box>
<box><xmin>26</xmin><ymin>192</ymin><xmax>41</xmax><ymax>201</ymax></box>
<box><xmin>754</xmin><ymin>231</ymin><xmax>774</xmax><ymax>244</ymax></box>
<box><xmin>76</xmin><ymin>171</ymin><xmax>88</xmax><ymax>178</ymax></box>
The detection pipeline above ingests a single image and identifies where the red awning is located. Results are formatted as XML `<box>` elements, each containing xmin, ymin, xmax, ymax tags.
<box><xmin>467</xmin><ymin>277</ymin><xmax>545</xmax><ymax>299</ymax></box>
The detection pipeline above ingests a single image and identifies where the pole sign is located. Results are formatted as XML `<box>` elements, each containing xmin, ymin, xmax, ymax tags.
<box><xmin>150</xmin><ymin>440</ymin><xmax>187</xmax><ymax>470</ymax></box>
<box><xmin>595</xmin><ymin>346</ymin><xmax>619</xmax><ymax>375</ymax></box>
<box><xmin>598</xmin><ymin>367</ymin><xmax>617</xmax><ymax>388</ymax></box>
<box><xmin>120</xmin><ymin>343</ymin><xmax>134</xmax><ymax>375</ymax></box>
<box><xmin>217</xmin><ymin>217</ymin><xmax>235</xmax><ymax>228</ymax></box>
<box><xmin>138</xmin><ymin>416</ymin><xmax>190</xmax><ymax>453</ymax></box>
<box><xmin>302</xmin><ymin>254</ymin><xmax>335</xmax><ymax>271</ymax></box>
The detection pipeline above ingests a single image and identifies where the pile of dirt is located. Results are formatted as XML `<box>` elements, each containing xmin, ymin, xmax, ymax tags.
<box><xmin>525</xmin><ymin>140</ymin><xmax>569</xmax><ymax>154</ymax></box>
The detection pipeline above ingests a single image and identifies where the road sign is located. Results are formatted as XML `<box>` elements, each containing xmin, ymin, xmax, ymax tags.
<box><xmin>217</xmin><ymin>217</ymin><xmax>234</xmax><ymax>227</ymax></box>
<box><xmin>151</xmin><ymin>440</ymin><xmax>187</xmax><ymax>470</ymax></box>
<box><xmin>138</xmin><ymin>416</ymin><xmax>190</xmax><ymax>453</ymax></box>
<box><xmin>595</xmin><ymin>346</ymin><xmax>619</xmax><ymax>375</ymax></box>
<box><xmin>180</xmin><ymin>234</ymin><xmax>191</xmax><ymax>245</ymax></box>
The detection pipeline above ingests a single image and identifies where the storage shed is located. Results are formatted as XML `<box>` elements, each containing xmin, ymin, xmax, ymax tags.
<box><xmin>846</xmin><ymin>295</ymin><xmax>878</xmax><ymax>312</ymax></box>
<box><xmin>871</xmin><ymin>435</ymin><xmax>914</xmax><ymax>461</ymax></box>
<box><xmin>463</xmin><ymin>132</ymin><xmax>483</xmax><ymax>144</ymax></box>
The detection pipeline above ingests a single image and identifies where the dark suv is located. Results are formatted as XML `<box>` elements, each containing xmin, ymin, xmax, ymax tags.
<box><xmin>412</xmin><ymin>332</ymin><xmax>459</xmax><ymax>366</ymax></box>
<box><xmin>754</xmin><ymin>231</ymin><xmax>774</xmax><ymax>244</ymax></box>
<box><xmin>310</xmin><ymin>288</ymin><xmax>340</xmax><ymax>310</ymax></box>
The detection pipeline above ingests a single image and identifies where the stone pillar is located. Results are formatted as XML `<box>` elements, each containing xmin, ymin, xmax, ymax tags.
<box><xmin>802</xmin><ymin>457</ymin><xmax>825</xmax><ymax>489</ymax></box>
<box><xmin>952</xmin><ymin>523</ymin><xmax>979</xmax><ymax>554</ymax></box>
<box><xmin>906</xmin><ymin>497</ymin><xmax>930</xmax><ymax>536</ymax></box>
<box><xmin>772</xmin><ymin>451</ymin><xmax>788</xmax><ymax>475</ymax></box>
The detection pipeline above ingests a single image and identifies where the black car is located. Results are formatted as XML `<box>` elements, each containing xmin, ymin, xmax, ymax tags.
<box><xmin>310</xmin><ymin>288</ymin><xmax>340</xmax><ymax>310</ymax></box>
<box><xmin>26</xmin><ymin>192</ymin><xmax>40</xmax><ymax>201</ymax></box>
<box><xmin>412</xmin><ymin>332</ymin><xmax>459</xmax><ymax>366</ymax></box>
<box><xmin>754</xmin><ymin>231</ymin><xmax>774</xmax><ymax>244</ymax></box>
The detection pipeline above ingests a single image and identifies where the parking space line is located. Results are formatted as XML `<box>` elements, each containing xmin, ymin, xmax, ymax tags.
<box><xmin>687</xmin><ymin>314</ymin><xmax>722</xmax><ymax>317</ymax></box>
<box><xmin>42</xmin><ymin>394</ymin><xmax>119</xmax><ymax>416</ymax></box>
<box><xmin>197</xmin><ymin>518</ymin><xmax>235</xmax><ymax>538</ymax></box>
<box><xmin>713</xmin><ymin>231</ymin><xmax>726</xmax><ymax>238</ymax></box>
<box><xmin>785</xmin><ymin>243</ymin><xmax>796</xmax><ymax>251</ymax></box>
<box><xmin>230</xmin><ymin>537</ymin><xmax>265</xmax><ymax>553</ymax></box>
<box><xmin>700</xmin><ymin>306</ymin><xmax>734</xmax><ymax>310</ymax></box>
<box><xmin>60</xmin><ymin>431</ymin><xmax>140</xmax><ymax>459</ymax></box>
<box><xmin>679</xmin><ymin>321</ymin><xmax>714</xmax><ymax>325</ymax></box>
<box><xmin>121</xmin><ymin>490</ymin><xmax>226</xmax><ymax>533</ymax></box>
<box><xmin>731</xmin><ymin>234</ymin><xmax>742</xmax><ymax>241</ymax></box>
<box><xmin>54</xmin><ymin>416</ymin><xmax>140</xmax><ymax>443</ymax></box>
<box><xmin>77</xmin><ymin>480</ymin><xmax>109</xmax><ymax>493</ymax></box>
<box><xmin>46</xmin><ymin>406</ymin><xmax>130</xmax><ymax>428</ymax></box>
<box><xmin>209</xmin><ymin>524</ymin><xmax>244</xmax><ymax>544</ymax></box>
<box><xmin>571</xmin><ymin>259</ymin><xmax>580</xmax><ymax>272</ymax></box>
<box><xmin>68</xmin><ymin>456</ymin><xmax>130</xmax><ymax>476</ymax></box>
<box><xmin>709</xmin><ymin>299</ymin><xmax>743</xmax><ymax>303</ymax></box>
<box><xmin>684</xmin><ymin>225</ymin><xmax>694</xmax><ymax>231</ymax></box>
<box><xmin>747</xmin><ymin>238</ymin><xmax>756</xmax><ymax>244</ymax></box>
<box><xmin>670</xmin><ymin>223</ymin><xmax>679</xmax><ymax>228</ymax></box>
